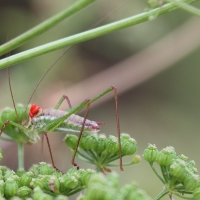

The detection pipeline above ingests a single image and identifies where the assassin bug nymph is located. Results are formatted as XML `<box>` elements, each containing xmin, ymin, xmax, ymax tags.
<box><xmin>0</xmin><ymin>85</ymin><xmax>123</xmax><ymax>171</ymax></box>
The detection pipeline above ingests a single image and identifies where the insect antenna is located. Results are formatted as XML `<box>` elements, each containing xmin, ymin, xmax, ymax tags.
<box><xmin>7</xmin><ymin>67</ymin><xmax>20</xmax><ymax>125</ymax></box>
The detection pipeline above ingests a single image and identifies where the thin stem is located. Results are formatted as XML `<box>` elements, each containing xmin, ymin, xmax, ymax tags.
<box><xmin>154</xmin><ymin>189</ymin><xmax>168</xmax><ymax>200</ymax></box>
<box><xmin>173</xmin><ymin>192</ymin><xmax>193</xmax><ymax>199</ymax></box>
<box><xmin>0</xmin><ymin>0</ymin><xmax>198</xmax><ymax>69</ymax></box>
<box><xmin>150</xmin><ymin>162</ymin><xmax>165</xmax><ymax>184</ymax></box>
<box><xmin>17</xmin><ymin>142</ymin><xmax>24</xmax><ymax>169</ymax></box>
<box><xmin>160</xmin><ymin>165</ymin><xmax>170</xmax><ymax>183</ymax></box>
<box><xmin>166</xmin><ymin>0</ymin><xmax>200</xmax><ymax>16</ymax></box>
<box><xmin>0</xmin><ymin>0</ymin><xmax>96</xmax><ymax>56</ymax></box>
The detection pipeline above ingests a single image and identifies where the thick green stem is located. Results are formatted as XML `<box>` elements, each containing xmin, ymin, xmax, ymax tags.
<box><xmin>0</xmin><ymin>0</ymin><xmax>96</xmax><ymax>56</ymax></box>
<box><xmin>0</xmin><ymin>0</ymin><xmax>198</xmax><ymax>69</ymax></box>
<box><xmin>17</xmin><ymin>142</ymin><xmax>24</xmax><ymax>169</ymax></box>
<box><xmin>154</xmin><ymin>189</ymin><xmax>168</xmax><ymax>200</ymax></box>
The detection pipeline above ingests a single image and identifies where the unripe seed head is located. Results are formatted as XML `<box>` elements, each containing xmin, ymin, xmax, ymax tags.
<box><xmin>156</xmin><ymin>146</ymin><xmax>176</xmax><ymax>166</ymax></box>
<box><xmin>143</xmin><ymin>144</ymin><xmax>158</xmax><ymax>163</ymax></box>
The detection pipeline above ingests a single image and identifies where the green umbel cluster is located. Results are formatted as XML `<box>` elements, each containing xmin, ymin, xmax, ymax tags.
<box><xmin>143</xmin><ymin>144</ymin><xmax>200</xmax><ymax>199</ymax></box>
<box><xmin>65</xmin><ymin>133</ymin><xmax>139</xmax><ymax>172</ymax></box>
<box><xmin>0</xmin><ymin>161</ymin><xmax>95</xmax><ymax>199</ymax></box>
<box><xmin>78</xmin><ymin>172</ymin><xmax>152</xmax><ymax>200</ymax></box>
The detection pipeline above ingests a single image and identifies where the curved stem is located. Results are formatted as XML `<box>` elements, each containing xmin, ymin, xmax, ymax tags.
<box><xmin>17</xmin><ymin>142</ymin><xmax>24</xmax><ymax>169</ymax></box>
<box><xmin>150</xmin><ymin>162</ymin><xmax>165</xmax><ymax>184</ymax></box>
<box><xmin>0</xmin><ymin>0</ymin><xmax>197</xmax><ymax>69</ymax></box>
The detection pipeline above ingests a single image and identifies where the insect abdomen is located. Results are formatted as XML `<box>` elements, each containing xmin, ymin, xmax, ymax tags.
<box><xmin>32</xmin><ymin>109</ymin><xmax>103</xmax><ymax>134</ymax></box>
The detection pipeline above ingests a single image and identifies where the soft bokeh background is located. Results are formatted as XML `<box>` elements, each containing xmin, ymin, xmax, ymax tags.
<box><xmin>1</xmin><ymin>0</ymin><xmax>200</xmax><ymax>199</ymax></box>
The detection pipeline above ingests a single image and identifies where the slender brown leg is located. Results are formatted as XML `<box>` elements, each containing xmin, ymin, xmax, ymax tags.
<box><xmin>111</xmin><ymin>86</ymin><xmax>123</xmax><ymax>171</ymax></box>
<box><xmin>71</xmin><ymin>99</ymin><xmax>91</xmax><ymax>169</ymax></box>
<box><xmin>43</xmin><ymin>132</ymin><xmax>62</xmax><ymax>172</ymax></box>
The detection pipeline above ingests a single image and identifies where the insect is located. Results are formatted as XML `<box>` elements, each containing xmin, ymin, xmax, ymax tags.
<box><xmin>0</xmin><ymin>84</ymin><xmax>123</xmax><ymax>171</ymax></box>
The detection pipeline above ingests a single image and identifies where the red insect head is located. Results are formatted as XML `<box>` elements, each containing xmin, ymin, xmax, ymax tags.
<box><xmin>29</xmin><ymin>104</ymin><xmax>41</xmax><ymax>118</ymax></box>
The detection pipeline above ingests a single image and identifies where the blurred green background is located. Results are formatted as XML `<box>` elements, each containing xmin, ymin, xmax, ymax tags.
<box><xmin>1</xmin><ymin>0</ymin><xmax>200</xmax><ymax>199</ymax></box>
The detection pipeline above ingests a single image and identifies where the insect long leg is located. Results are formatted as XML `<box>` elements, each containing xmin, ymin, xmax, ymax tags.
<box><xmin>90</xmin><ymin>86</ymin><xmax>123</xmax><ymax>171</ymax></box>
<box><xmin>71</xmin><ymin>99</ymin><xmax>91</xmax><ymax>169</ymax></box>
<box><xmin>0</xmin><ymin>120</ymin><xmax>29</xmax><ymax>136</ymax></box>
<box><xmin>0</xmin><ymin>121</ymin><xmax>10</xmax><ymax>136</ymax></box>
<box><xmin>41</xmin><ymin>95</ymin><xmax>72</xmax><ymax>164</ymax></box>
<box><xmin>54</xmin><ymin>95</ymin><xmax>72</xmax><ymax>110</ymax></box>
<box><xmin>43</xmin><ymin>132</ymin><xmax>61</xmax><ymax>172</ymax></box>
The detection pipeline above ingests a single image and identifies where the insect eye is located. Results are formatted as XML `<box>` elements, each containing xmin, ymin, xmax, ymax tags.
<box><xmin>29</xmin><ymin>104</ymin><xmax>41</xmax><ymax>118</ymax></box>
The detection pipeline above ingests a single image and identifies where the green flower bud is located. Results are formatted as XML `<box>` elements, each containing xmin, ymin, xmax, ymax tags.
<box><xmin>65</xmin><ymin>134</ymin><xmax>78</xmax><ymax>150</ymax></box>
<box><xmin>0</xmin><ymin>166</ymin><xmax>10</xmax><ymax>176</ymax></box>
<box><xmin>178</xmin><ymin>154</ymin><xmax>188</xmax><ymax>161</ymax></box>
<box><xmin>48</xmin><ymin>175</ymin><xmax>60</xmax><ymax>193</ymax></box>
<box><xmin>132</xmin><ymin>155</ymin><xmax>141</xmax><ymax>164</ymax></box>
<box><xmin>184</xmin><ymin>173</ymin><xmax>199</xmax><ymax>191</ymax></box>
<box><xmin>94</xmin><ymin>134</ymin><xmax>107</xmax><ymax>154</ymax></box>
<box><xmin>120</xmin><ymin>133</ymin><xmax>131</xmax><ymax>140</ymax></box>
<box><xmin>80</xmin><ymin>134</ymin><xmax>98</xmax><ymax>150</ymax></box>
<box><xmin>4</xmin><ymin>170</ymin><xmax>16</xmax><ymax>180</ymax></box>
<box><xmin>143</xmin><ymin>144</ymin><xmax>158</xmax><ymax>162</ymax></box>
<box><xmin>119</xmin><ymin>182</ymin><xmax>138</xmax><ymax>199</ymax></box>
<box><xmin>106</xmin><ymin>136</ymin><xmax>119</xmax><ymax>154</ymax></box>
<box><xmin>19</xmin><ymin>171</ymin><xmax>34</xmax><ymax>187</ymax></box>
<box><xmin>156</xmin><ymin>146</ymin><xmax>176</xmax><ymax>166</ymax></box>
<box><xmin>128</xmin><ymin>189</ymin><xmax>151</xmax><ymax>200</ymax></box>
<box><xmin>38</xmin><ymin>162</ymin><xmax>53</xmax><ymax>175</ymax></box>
<box><xmin>59</xmin><ymin>174</ymin><xmax>80</xmax><ymax>190</ymax></box>
<box><xmin>107</xmin><ymin>172</ymin><xmax>119</xmax><ymax>188</ymax></box>
<box><xmin>80</xmin><ymin>169</ymin><xmax>96</xmax><ymax>186</ymax></box>
<box><xmin>0</xmin><ymin>180</ymin><xmax>4</xmax><ymax>196</ymax></box>
<box><xmin>41</xmin><ymin>175</ymin><xmax>60</xmax><ymax>193</ymax></box>
<box><xmin>52</xmin><ymin>170</ymin><xmax>62</xmax><ymax>179</ymax></box>
<box><xmin>169</xmin><ymin>159</ymin><xmax>187</xmax><ymax>182</ymax></box>
<box><xmin>33</xmin><ymin>186</ymin><xmax>53</xmax><ymax>200</ymax></box>
<box><xmin>85</xmin><ymin>173</ymin><xmax>121</xmax><ymax>200</ymax></box>
<box><xmin>30</xmin><ymin>178</ymin><xmax>45</xmax><ymax>189</ymax></box>
<box><xmin>16</xmin><ymin>168</ymin><xmax>26</xmax><ymax>177</ymax></box>
<box><xmin>187</xmin><ymin>160</ymin><xmax>198</xmax><ymax>174</ymax></box>
<box><xmin>4</xmin><ymin>178</ymin><xmax>18</xmax><ymax>198</ymax></box>
<box><xmin>193</xmin><ymin>187</ymin><xmax>200</xmax><ymax>200</ymax></box>
<box><xmin>66</xmin><ymin>167</ymin><xmax>78</xmax><ymax>175</ymax></box>
<box><xmin>28</xmin><ymin>164</ymin><xmax>40</xmax><ymax>176</ymax></box>
<box><xmin>17</xmin><ymin>186</ymin><xmax>31</xmax><ymax>198</ymax></box>
<box><xmin>121</xmin><ymin>137</ymin><xmax>137</xmax><ymax>156</ymax></box>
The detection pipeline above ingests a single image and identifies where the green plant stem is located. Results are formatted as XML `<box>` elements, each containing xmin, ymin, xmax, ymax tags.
<box><xmin>18</xmin><ymin>142</ymin><xmax>24</xmax><ymax>169</ymax></box>
<box><xmin>0</xmin><ymin>0</ymin><xmax>198</xmax><ymax>69</ymax></box>
<box><xmin>150</xmin><ymin>163</ymin><xmax>165</xmax><ymax>184</ymax></box>
<box><xmin>173</xmin><ymin>192</ymin><xmax>193</xmax><ymax>199</ymax></box>
<box><xmin>0</xmin><ymin>0</ymin><xmax>96</xmax><ymax>56</ymax></box>
<box><xmin>166</xmin><ymin>0</ymin><xmax>200</xmax><ymax>16</ymax></box>
<box><xmin>160</xmin><ymin>165</ymin><xmax>169</xmax><ymax>183</ymax></box>
<box><xmin>154</xmin><ymin>189</ymin><xmax>168</xmax><ymax>200</ymax></box>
